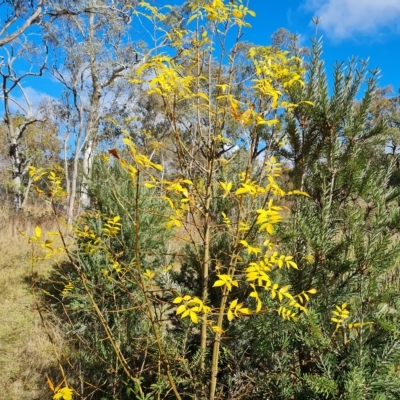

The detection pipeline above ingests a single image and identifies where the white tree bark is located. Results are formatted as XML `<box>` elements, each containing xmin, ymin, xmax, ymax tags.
<box><xmin>47</xmin><ymin>0</ymin><xmax>136</xmax><ymax>220</ymax></box>
<box><xmin>0</xmin><ymin>0</ymin><xmax>44</xmax><ymax>48</ymax></box>
<box><xmin>1</xmin><ymin>48</ymin><xmax>46</xmax><ymax>209</ymax></box>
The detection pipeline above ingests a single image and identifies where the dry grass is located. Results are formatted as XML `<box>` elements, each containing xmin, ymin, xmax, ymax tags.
<box><xmin>0</xmin><ymin>202</ymin><xmax>65</xmax><ymax>400</ymax></box>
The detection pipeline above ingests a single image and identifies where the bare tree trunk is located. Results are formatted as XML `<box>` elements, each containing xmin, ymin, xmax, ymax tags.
<box><xmin>67</xmin><ymin>146</ymin><xmax>81</xmax><ymax>223</ymax></box>
<box><xmin>80</xmin><ymin>136</ymin><xmax>95</xmax><ymax>208</ymax></box>
<box><xmin>79</xmin><ymin>7</ymin><xmax>101</xmax><ymax>210</ymax></box>
<box><xmin>9</xmin><ymin>137</ymin><xmax>23</xmax><ymax>209</ymax></box>
<box><xmin>49</xmin><ymin>0</ymin><xmax>134</xmax><ymax>220</ymax></box>
<box><xmin>21</xmin><ymin>177</ymin><xmax>33</xmax><ymax>209</ymax></box>
<box><xmin>3</xmin><ymin>91</ymin><xmax>37</xmax><ymax>210</ymax></box>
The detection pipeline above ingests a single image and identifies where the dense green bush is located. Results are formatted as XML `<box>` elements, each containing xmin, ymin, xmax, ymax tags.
<box><xmin>42</xmin><ymin>156</ymin><xmax>180</xmax><ymax>399</ymax></box>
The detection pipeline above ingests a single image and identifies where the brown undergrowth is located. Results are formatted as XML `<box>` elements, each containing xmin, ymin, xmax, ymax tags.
<box><xmin>0</xmin><ymin>201</ymin><xmax>66</xmax><ymax>400</ymax></box>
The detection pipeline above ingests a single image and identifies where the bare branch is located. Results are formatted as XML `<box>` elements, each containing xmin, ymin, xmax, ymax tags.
<box><xmin>7</xmin><ymin>96</ymin><xmax>29</xmax><ymax>115</ymax></box>
<box><xmin>0</xmin><ymin>0</ymin><xmax>44</xmax><ymax>47</ymax></box>
<box><xmin>100</xmin><ymin>65</ymin><xmax>126</xmax><ymax>89</ymax></box>
<box><xmin>16</xmin><ymin>116</ymin><xmax>41</xmax><ymax>141</ymax></box>
<box><xmin>0</xmin><ymin>15</ymin><xmax>18</xmax><ymax>37</ymax></box>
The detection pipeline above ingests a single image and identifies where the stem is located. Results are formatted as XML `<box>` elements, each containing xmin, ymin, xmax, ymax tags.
<box><xmin>208</xmin><ymin>19</ymin><xmax>247</xmax><ymax>398</ymax></box>
<box><xmin>134</xmin><ymin>171</ymin><xmax>182</xmax><ymax>400</ymax></box>
<box><xmin>201</xmin><ymin>179</ymin><xmax>211</xmax><ymax>362</ymax></box>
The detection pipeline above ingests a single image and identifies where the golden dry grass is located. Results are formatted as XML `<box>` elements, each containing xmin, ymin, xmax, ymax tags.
<box><xmin>0</xmin><ymin>202</ymin><xmax>65</xmax><ymax>400</ymax></box>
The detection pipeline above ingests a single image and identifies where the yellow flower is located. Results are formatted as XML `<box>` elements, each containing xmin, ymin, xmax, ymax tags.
<box><xmin>53</xmin><ymin>387</ymin><xmax>74</xmax><ymax>400</ymax></box>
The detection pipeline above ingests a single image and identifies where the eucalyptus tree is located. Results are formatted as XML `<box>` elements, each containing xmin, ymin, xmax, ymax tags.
<box><xmin>0</xmin><ymin>0</ymin><xmax>45</xmax><ymax>208</ymax></box>
<box><xmin>0</xmin><ymin>111</ymin><xmax>61</xmax><ymax>204</ymax></box>
<box><xmin>0</xmin><ymin>37</ymin><xmax>49</xmax><ymax>208</ymax></box>
<box><xmin>0</xmin><ymin>1</ymin><xmax>108</xmax><ymax>209</ymax></box>
<box><xmin>45</xmin><ymin>0</ymin><xmax>139</xmax><ymax>221</ymax></box>
<box><xmin>369</xmin><ymin>86</ymin><xmax>400</xmax><ymax>171</ymax></box>
<box><xmin>385</xmin><ymin>92</ymin><xmax>400</xmax><ymax>161</ymax></box>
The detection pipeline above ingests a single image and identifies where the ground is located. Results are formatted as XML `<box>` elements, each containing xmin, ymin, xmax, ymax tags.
<box><xmin>0</xmin><ymin>204</ymin><xmax>63</xmax><ymax>400</ymax></box>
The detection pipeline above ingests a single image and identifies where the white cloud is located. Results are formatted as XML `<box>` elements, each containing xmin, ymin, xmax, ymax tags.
<box><xmin>305</xmin><ymin>0</ymin><xmax>400</xmax><ymax>40</ymax></box>
<box><xmin>7</xmin><ymin>86</ymin><xmax>55</xmax><ymax>117</ymax></box>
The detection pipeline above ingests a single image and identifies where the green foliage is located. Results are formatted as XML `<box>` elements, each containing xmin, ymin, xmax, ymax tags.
<box><xmin>303</xmin><ymin>375</ymin><xmax>338</xmax><ymax>398</ymax></box>
<box><xmin>40</xmin><ymin>156</ymin><xmax>177</xmax><ymax>399</ymax></box>
<box><xmin>257</xmin><ymin>39</ymin><xmax>400</xmax><ymax>399</ymax></box>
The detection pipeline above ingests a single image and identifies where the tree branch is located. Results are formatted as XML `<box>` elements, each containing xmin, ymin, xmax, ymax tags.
<box><xmin>0</xmin><ymin>0</ymin><xmax>44</xmax><ymax>47</ymax></box>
